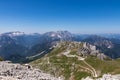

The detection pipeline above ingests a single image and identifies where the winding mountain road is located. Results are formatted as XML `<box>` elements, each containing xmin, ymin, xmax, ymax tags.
<box><xmin>82</xmin><ymin>60</ymin><xmax>98</xmax><ymax>77</ymax></box>
<box><xmin>62</xmin><ymin>50</ymin><xmax>98</xmax><ymax>77</ymax></box>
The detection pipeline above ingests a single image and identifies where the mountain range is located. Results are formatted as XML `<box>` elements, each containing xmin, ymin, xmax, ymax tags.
<box><xmin>0</xmin><ymin>31</ymin><xmax>120</xmax><ymax>62</ymax></box>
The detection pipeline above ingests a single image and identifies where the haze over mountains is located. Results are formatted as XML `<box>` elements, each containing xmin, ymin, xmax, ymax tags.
<box><xmin>0</xmin><ymin>31</ymin><xmax>120</xmax><ymax>63</ymax></box>
<box><xmin>1</xmin><ymin>31</ymin><xmax>120</xmax><ymax>80</ymax></box>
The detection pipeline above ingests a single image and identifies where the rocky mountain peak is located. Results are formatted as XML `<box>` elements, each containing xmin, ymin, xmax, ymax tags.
<box><xmin>83</xmin><ymin>35</ymin><xmax>114</xmax><ymax>49</ymax></box>
<box><xmin>44</xmin><ymin>31</ymin><xmax>73</xmax><ymax>41</ymax></box>
<box><xmin>1</xmin><ymin>31</ymin><xmax>25</xmax><ymax>37</ymax></box>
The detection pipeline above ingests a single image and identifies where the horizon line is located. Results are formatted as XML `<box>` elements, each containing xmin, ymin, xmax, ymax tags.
<box><xmin>0</xmin><ymin>30</ymin><xmax>120</xmax><ymax>35</ymax></box>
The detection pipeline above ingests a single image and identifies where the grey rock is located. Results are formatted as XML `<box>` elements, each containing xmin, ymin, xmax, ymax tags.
<box><xmin>0</xmin><ymin>61</ymin><xmax>63</xmax><ymax>80</ymax></box>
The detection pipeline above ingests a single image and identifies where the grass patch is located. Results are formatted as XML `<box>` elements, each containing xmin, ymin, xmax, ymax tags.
<box><xmin>74</xmin><ymin>71</ymin><xmax>91</xmax><ymax>80</ymax></box>
<box><xmin>85</xmin><ymin>56</ymin><xmax>120</xmax><ymax>75</ymax></box>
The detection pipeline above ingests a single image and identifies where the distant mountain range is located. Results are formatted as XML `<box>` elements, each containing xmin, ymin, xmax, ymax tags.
<box><xmin>0</xmin><ymin>31</ymin><xmax>120</xmax><ymax>62</ymax></box>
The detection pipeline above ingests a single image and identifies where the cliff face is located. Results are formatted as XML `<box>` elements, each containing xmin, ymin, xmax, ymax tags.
<box><xmin>0</xmin><ymin>61</ymin><xmax>63</xmax><ymax>80</ymax></box>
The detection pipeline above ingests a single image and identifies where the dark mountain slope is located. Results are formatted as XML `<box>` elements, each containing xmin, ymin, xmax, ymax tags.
<box><xmin>82</xmin><ymin>35</ymin><xmax>120</xmax><ymax>58</ymax></box>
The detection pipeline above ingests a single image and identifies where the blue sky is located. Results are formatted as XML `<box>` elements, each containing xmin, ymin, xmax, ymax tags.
<box><xmin>0</xmin><ymin>0</ymin><xmax>120</xmax><ymax>33</ymax></box>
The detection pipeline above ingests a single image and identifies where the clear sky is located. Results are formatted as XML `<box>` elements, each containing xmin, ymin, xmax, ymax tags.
<box><xmin>0</xmin><ymin>0</ymin><xmax>120</xmax><ymax>34</ymax></box>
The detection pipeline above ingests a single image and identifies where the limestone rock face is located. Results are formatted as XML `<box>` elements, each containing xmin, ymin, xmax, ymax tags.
<box><xmin>0</xmin><ymin>61</ymin><xmax>62</xmax><ymax>80</ymax></box>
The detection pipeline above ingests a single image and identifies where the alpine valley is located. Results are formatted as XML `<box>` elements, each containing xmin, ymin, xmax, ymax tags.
<box><xmin>0</xmin><ymin>31</ymin><xmax>120</xmax><ymax>80</ymax></box>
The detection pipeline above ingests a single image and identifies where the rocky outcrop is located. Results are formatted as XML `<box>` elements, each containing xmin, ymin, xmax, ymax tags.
<box><xmin>0</xmin><ymin>61</ymin><xmax>62</xmax><ymax>80</ymax></box>
<box><xmin>82</xmin><ymin>74</ymin><xmax>120</xmax><ymax>80</ymax></box>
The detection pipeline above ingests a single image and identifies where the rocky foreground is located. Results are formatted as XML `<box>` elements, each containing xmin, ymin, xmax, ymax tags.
<box><xmin>0</xmin><ymin>61</ymin><xmax>120</xmax><ymax>80</ymax></box>
<box><xmin>82</xmin><ymin>74</ymin><xmax>120</xmax><ymax>80</ymax></box>
<box><xmin>0</xmin><ymin>61</ymin><xmax>63</xmax><ymax>80</ymax></box>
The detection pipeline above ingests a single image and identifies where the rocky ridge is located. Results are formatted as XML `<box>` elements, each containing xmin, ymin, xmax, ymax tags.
<box><xmin>31</xmin><ymin>41</ymin><xmax>111</xmax><ymax>80</ymax></box>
